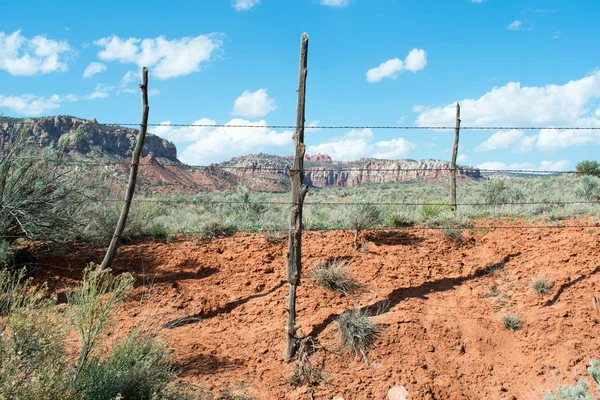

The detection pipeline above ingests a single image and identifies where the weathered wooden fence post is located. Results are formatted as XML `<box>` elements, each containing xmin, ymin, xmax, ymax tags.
<box><xmin>284</xmin><ymin>33</ymin><xmax>309</xmax><ymax>362</ymax></box>
<box><xmin>101</xmin><ymin>67</ymin><xmax>150</xmax><ymax>269</ymax></box>
<box><xmin>450</xmin><ymin>102</ymin><xmax>460</xmax><ymax>214</ymax></box>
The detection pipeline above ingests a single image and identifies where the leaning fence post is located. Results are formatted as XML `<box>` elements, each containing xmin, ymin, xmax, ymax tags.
<box><xmin>284</xmin><ymin>33</ymin><xmax>309</xmax><ymax>362</ymax></box>
<box><xmin>101</xmin><ymin>67</ymin><xmax>150</xmax><ymax>269</ymax></box>
<box><xmin>450</xmin><ymin>102</ymin><xmax>461</xmax><ymax>213</ymax></box>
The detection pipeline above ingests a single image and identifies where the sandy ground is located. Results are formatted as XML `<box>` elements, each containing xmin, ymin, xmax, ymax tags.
<box><xmin>31</xmin><ymin>219</ymin><xmax>600</xmax><ymax>399</ymax></box>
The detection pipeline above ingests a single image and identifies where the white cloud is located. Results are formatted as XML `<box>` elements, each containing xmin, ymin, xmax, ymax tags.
<box><xmin>366</xmin><ymin>58</ymin><xmax>403</xmax><ymax>83</ymax></box>
<box><xmin>457</xmin><ymin>154</ymin><xmax>469</xmax><ymax>163</ymax></box>
<box><xmin>83</xmin><ymin>83</ymin><xmax>114</xmax><ymax>100</ymax></box>
<box><xmin>507</xmin><ymin>20</ymin><xmax>523</xmax><ymax>31</ymax></box>
<box><xmin>232</xmin><ymin>89</ymin><xmax>277</xmax><ymax>118</ymax></box>
<box><xmin>475</xmin><ymin>130</ymin><xmax>536</xmax><ymax>152</ymax></box>
<box><xmin>415</xmin><ymin>71</ymin><xmax>600</xmax><ymax>128</ymax></box>
<box><xmin>307</xmin><ymin>120</ymin><xmax>321</xmax><ymax>131</ymax></box>
<box><xmin>152</xmin><ymin>119</ymin><xmax>293</xmax><ymax>165</ymax></box>
<box><xmin>83</xmin><ymin>62</ymin><xmax>107</xmax><ymax>78</ymax></box>
<box><xmin>412</xmin><ymin>105</ymin><xmax>425</xmax><ymax>113</ymax></box>
<box><xmin>0</xmin><ymin>94</ymin><xmax>63</xmax><ymax>115</ymax></box>
<box><xmin>0</xmin><ymin>30</ymin><xmax>72</xmax><ymax>76</ymax></box>
<box><xmin>321</xmin><ymin>0</ymin><xmax>350</xmax><ymax>7</ymax></box>
<box><xmin>537</xmin><ymin>129</ymin><xmax>600</xmax><ymax>151</ymax></box>
<box><xmin>233</xmin><ymin>0</ymin><xmax>260</xmax><ymax>11</ymax></box>
<box><xmin>94</xmin><ymin>34</ymin><xmax>223</xmax><ymax>80</ymax></box>
<box><xmin>477</xmin><ymin>160</ymin><xmax>570</xmax><ymax>171</ymax></box>
<box><xmin>404</xmin><ymin>49</ymin><xmax>427</xmax><ymax>73</ymax></box>
<box><xmin>306</xmin><ymin>128</ymin><xmax>416</xmax><ymax>161</ymax></box>
<box><xmin>366</xmin><ymin>49</ymin><xmax>427</xmax><ymax>83</ymax></box>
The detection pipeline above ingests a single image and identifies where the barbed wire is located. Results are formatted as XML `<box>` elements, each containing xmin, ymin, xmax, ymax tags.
<box><xmin>88</xmin><ymin>198</ymin><xmax>600</xmax><ymax>207</ymax></box>
<box><xmin>100</xmin><ymin>123</ymin><xmax>600</xmax><ymax>131</ymax></box>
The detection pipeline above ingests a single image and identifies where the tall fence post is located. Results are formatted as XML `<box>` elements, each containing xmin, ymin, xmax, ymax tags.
<box><xmin>101</xmin><ymin>67</ymin><xmax>150</xmax><ymax>269</ymax></box>
<box><xmin>450</xmin><ymin>102</ymin><xmax>461</xmax><ymax>214</ymax></box>
<box><xmin>284</xmin><ymin>33</ymin><xmax>309</xmax><ymax>362</ymax></box>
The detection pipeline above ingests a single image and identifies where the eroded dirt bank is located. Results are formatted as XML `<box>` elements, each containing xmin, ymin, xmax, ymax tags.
<box><xmin>31</xmin><ymin>220</ymin><xmax>600</xmax><ymax>399</ymax></box>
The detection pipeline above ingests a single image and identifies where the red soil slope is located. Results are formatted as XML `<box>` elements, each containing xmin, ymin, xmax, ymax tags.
<box><xmin>32</xmin><ymin>220</ymin><xmax>600</xmax><ymax>399</ymax></box>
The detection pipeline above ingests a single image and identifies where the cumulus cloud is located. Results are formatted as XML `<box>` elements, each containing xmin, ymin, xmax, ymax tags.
<box><xmin>507</xmin><ymin>20</ymin><xmax>523</xmax><ymax>31</ymax></box>
<box><xmin>321</xmin><ymin>0</ymin><xmax>350</xmax><ymax>7</ymax></box>
<box><xmin>475</xmin><ymin>130</ymin><xmax>536</xmax><ymax>152</ymax></box>
<box><xmin>0</xmin><ymin>94</ymin><xmax>63</xmax><ymax>115</ymax></box>
<box><xmin>83</xmin><ymin>83</ymin><xmax>114</xmax><ymax>100</ymax></box>
<box><xmin>415</xmin><ymin>71</ymin><xmax>600</xmax><ymax>128</ymax></box>
<box><xmin>232</xmin><ymin>89</ymin><xmax>277</xmax><ymax>118</ymax></box>
<box><xmin>93</xmin><ymin>34</ymin><xmax>223</xmax><ymax>80</ymax></box>
<box><xmin>0</xmin><ymin>30</ymin><xmax>72</xmax><ymax>76</ymax></box>
<box><xmin>457</xmin><ymin>154</ymin><xmax>469</xmax><ymax>163</ymax></box>
<box><xmin>306</xmin><ymin>129</ymin><xmax>417</xmax><ymax>161</ymax></box>
<box><xmin>233</xmin><ymin>0</ymin><xmax>260</xmax><ymax>11</ymax></box>
<box><xmin>152</xmin><ymin>119</ymin><xmax>293</xmax><ymax>165</ymax></box>
<box><xmin>366</xmin><ymin>49</ymin><xmax>427</xmax><ymax>83</ymax></box>
<box><xmin>83</xmin><ymin>62</ymin><xmax>107</xmax><ymax>78</ymax></box>
<box><xmin>415</xmin><ymin>71</ymin><xmax>600</xmax><ymax>152</ymax></box>
<box><xmin>477</xmin><ymin>160</ymin><xmax>570</xmax><ymax>172</ymax></box>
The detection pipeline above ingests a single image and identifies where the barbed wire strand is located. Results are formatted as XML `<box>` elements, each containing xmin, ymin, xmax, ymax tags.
<box><xmin>99</xmin><ymin>123</ymin><xmax>600</xmax><ymax>131</ymax></box>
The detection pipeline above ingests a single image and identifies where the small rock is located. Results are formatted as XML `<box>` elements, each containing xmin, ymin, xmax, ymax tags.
<box><xmin>388</xmin><ymin>385</ymin><xmax>409</xmax><ymax>400</ymax></box>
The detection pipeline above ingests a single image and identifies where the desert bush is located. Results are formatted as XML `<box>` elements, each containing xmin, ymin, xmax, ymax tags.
<box><xmin>386</xmin><ymin>210</ymin><xmax>415</xmax><ymax>227</ymax></box>
<box><xmin>575</xmin><ymin>175</ymin><xmax>600</xmax><ymax>201</ymax></box>
<box><xmin>421</xmin><ymin>201</ymin><xmax>450</xmax><ymax>220</ymax></box>
<box><xmin>576</xmin><ymin>160</ymin><xmax>600</xmax><ymax>177</ymax></box>
<box><xmin>544</xmin><ymin>360</ymin><xmax>600</xmax><ymax>399</ymax></box>
<box><xmin>344</xmin><ymin>198</ymin><xmax>382</xmax><ymax>248</ymax></box>
<box><xmin>67</xmin><ymin>263</ymin><xmax>135</xmax><ymax>381</ymax></box>
<box><xmin>502</xmin><ymin>313</ymin><xmax>522</xmax><ymax>331</ymax></box>
<box><xmin>310</xmin><ymin>259</ymin><xmax>364</xmax><ymax>295</ymax></box>
<box><xmin>336</xmin><ymin>309</ymin><xmax>381</xmax><ymax>363</ymax></box>
<box><xmin>483</xmin><ymin>180</ymin><xmax>527</xmax><ymax>205</ymax></box>
<box><xmin>195</xmin><ymin>220</ymin><xmax>237</xmax><ymax>242</ymax></box>
<box><xmin>0</xmin><ymin>269</ymin><xmax>72</xmax><ymax>400</ymax></box>
<box><xmin>75</xmin><ymin>332</ymin><xmax>173</xmax><ymax>400</ymax></box>
<box><xmin>442</xmin><ymin>227</ymin><xmax>463</xmax><ymax>242</ymax></box>
<box><xmin>0</xmin><ymin>124</ymin><xmax>87</xmax><ymax>244</ymax></box>
<box><xmin>529</xmin><ymin>277</ymin><xmax>552</xmax><ymax>295</ymax></box>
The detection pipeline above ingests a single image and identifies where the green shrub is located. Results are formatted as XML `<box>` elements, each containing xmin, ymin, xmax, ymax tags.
<box><xmin>336</xmin><ymin>309</ymin><xmax>381</xmax><ymax>363</ymax></box>
<box><xmin>0</xmin><ymin>125</ymin><xmax>87</xmax><ymax>243</ymax></box>
<box><xmin>576</xmin><ymin>160</ymin><xmax>600</xmax><ymax>177</ymax></box>
<box><xmin>387</xmin><ymin>211</ymin><xmax>415</xmax><ymax>227</ymax></box>
<box><xmin>344</xmin><ymin>198</ymin><xmax>382</xmax><ymax>248</ymax></box>
<box><xmin>196</xmin><ymin>220</ymin><xmax>237</xmax><ymax>242</ymax></box>
<box><xmin>421</xmin><ymin>201</ymin><xmax>450</xmax><ymax>220</ymax></box>
<box><xmin>67</xmin><ymin>263</ymin><xmax>134</xmax><ymax>381</ymax></box>
<box><xmin>575</xmin><ymin>176</ymin><xmax>600</xmax><ymax>201</ymax></box>
<box><xmin>76</xmin><ymin>332</ymin><xmax>173</xmax><ymax>400</ymax></box>
<box><xmin>544</xmin><ymin>359</ymin><xmax>600</xmax><ymax>400</ymax></box>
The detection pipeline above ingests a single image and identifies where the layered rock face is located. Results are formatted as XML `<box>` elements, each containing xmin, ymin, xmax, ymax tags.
<box><xmin>0</xmin><ymin>116</ymin><xmax>482</xmax><ymax>193</ymax></box>
<box><xmin>217</xmin><ymin>154</ymin><xmax>481</xmax><ymax>189</ymax></box>
<box><xmin>0</xmin><ymin>115</ymin><xmax>178</xmax><ymax>163</ymax></box>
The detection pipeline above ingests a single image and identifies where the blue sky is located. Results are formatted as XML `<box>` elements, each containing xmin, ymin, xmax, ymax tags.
<box><xmin>2</xmin><ymin>0</ymin><xmax>600</xmax><ymax>170</ymax></box>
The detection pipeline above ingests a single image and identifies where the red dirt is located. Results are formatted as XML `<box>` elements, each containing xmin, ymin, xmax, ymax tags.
<box><xmin>31</xmin><ymin>220</ymin><xmax>600</xmax><ymax>399</ymax></box>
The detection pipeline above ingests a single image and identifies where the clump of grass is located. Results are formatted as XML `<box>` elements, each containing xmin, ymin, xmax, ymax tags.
<box><xmin>310</xmin><ymin>259</ymin><xmax>364</xmax><ymax>295</ymax></box>
<box><xmin>529</xmin><ymin>277</ymin><xmax>552</xmax><ymax>295</ymax></box>
<box><xmin>336</xmin><ymin>309</ymin><xmax>381</xmax><ymax>363</ymax></box>
<box><xmin>387</xmin><ymin>211</ymin><xmax>414</xmax><ymax>227</ymax></box>
<box><xmin>195</xmin><ymin>220</ymin><xmax>237</xmax><ymax>242</ymax></box>
<box><xmin>442</xmin><ymin>227</ymin><xmax>462</xmax><ymax>242</ymax></box>
<box><xmin>502</xmin><ymin>313</ymin><xmax>522</xmax><ymax>331</ymax></box>
<box><xmin>421</xmin><ymin>201</ymin><xmax>450</xmax><ymax>220</ymax></box>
